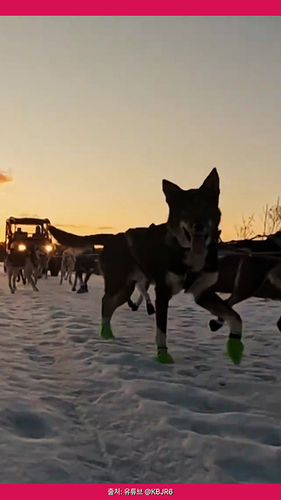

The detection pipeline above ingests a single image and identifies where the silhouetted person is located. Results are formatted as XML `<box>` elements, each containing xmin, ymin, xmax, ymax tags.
<box><xmin>33</xmin><ymin>226</ymin><xmax>42</xmax><ymax>238</ymax></box>
<box><xmin>14</xmin><ymin>227</ymin><xmax>23</xmax><ymax>240</ymax></box>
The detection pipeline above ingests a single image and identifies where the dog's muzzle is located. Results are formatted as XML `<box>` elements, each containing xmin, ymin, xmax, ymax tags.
<box><xmin>191</xmin><ymin>232</ymin><xmax>207</xmax><ymax>254</ymax></box>
<box><xmin>181</xmin><ymin>223</ymin><xmax>209</xmax><ymax>252</ymax></box>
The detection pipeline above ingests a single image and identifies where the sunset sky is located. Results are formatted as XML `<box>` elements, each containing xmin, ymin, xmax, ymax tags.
<box><xmin>0</xmin><ymin>16</ymin><xmax>281</xmax><ymax>241</ymax></box>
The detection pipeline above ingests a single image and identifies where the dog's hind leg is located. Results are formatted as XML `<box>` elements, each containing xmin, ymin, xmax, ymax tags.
<box><xmin>21</xmin><ymin>269</ymin><xmax>27</xmax><ymax>285</ymax></box>
<box><xmin>17</xmin><ymin>269</ymin><xmax>24</xmax><ymax>283</ymax></box>
<box><xmin>77</xmin><ymin>271</ymin><xmax>91</xmax><ymax>294</ymax></box>
<box><xmin>75</xmin><ymin>271</ymin><xmax>84</xmax><ymax>293</ymax></box>
<box><xmin>99</xmin><ymin>283</ymin><xmax>135</xmax><ymax>340</ymax></box>
<box><xmin>78</xmin><ymin>273</ymin><xmax>84</xmax><ymax>289</ymax></box>
<box><xmin>128</xmin><ymin>294</ymin><xmax>143</xmax><ymax>311</ymax></box>
<box><xmin>127</xmin><ymin>277</ymin><xmax>155</xmax><ymax>315</ymax></box>
<box><xmin>195</xmin><ymin>287</ymin><xmax>243</xmax><ymax>365</ymax></box>
<box><xmin>127</xmin><ymin>288</ymin><xmax>143</xmax><ymax>311</ymax></box>
<box><xmin>137</xmin><ymin>279</ymin><xmax>155</xmax><ymax>315</ymax></box>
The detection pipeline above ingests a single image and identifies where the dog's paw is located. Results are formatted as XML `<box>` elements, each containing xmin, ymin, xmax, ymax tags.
<box><xmin>127</xmin><ymin>299</ymin><xmax>137</xmax><ymax>311</ymax></box>
<box><xmin>227</xmin><ymin>338</ymin><xmax>244</xmax><ymax>365</ymax></box>
<box><xmin>147</xmin><ymin>303</ymin><xmax>155</xmax><ymax>315</ymax></box>
<box><xmin>155</xmin><ymin>350</ymin><xmax>174</xmax><ymax>364</ymax></box>
<box><xmin>98</xmin><ymin>322</ymin><xmax>115</xmax><ymax>340</ymax></box>
<box><xmin>209</xmin><ymin>319</ymin><xmax>223</xmax><ymax>332</ymax></box>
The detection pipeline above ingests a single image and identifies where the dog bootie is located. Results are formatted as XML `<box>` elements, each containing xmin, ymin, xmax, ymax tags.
<box><xmin>98</xmin><ymin>321</ymin><xmax>115</xmax><ymax>340</ymax></box>
<box><xmin>227</xmin><ymin>337</ymin><xmax>244</xmax><ymax>365</ymax></box>
<box><xmin>155</xmin><ymin>348</ymin><xmax>174</xmax><ymax>364</ymax></box>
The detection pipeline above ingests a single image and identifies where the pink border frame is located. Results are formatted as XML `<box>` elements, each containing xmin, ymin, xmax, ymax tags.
<box><xmin>1</xmin><ymin>11</ymin><xmax>281</xmax><ymax>494</ymax></box>
<box><xmin>3</xmin><ymin>484</ymin><xmax>281</xmax><ymax>496</ymax></box>
<box><xmin>1</xmin><ymin>4</ymin><xmax>281</xmax><ymax>14</ymax></box>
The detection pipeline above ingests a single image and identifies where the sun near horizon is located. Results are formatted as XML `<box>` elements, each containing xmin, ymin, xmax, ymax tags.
<box><xmin>0</xmin><ymin>16</ymin><xmax>280</xmax><ymax>243</ymax></box>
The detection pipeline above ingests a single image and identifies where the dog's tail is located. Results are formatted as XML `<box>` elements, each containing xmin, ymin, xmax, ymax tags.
<box><xmin>49</xmin><ymin>225</ymin><xmax>114</xmax><ymax>248</ymax></box>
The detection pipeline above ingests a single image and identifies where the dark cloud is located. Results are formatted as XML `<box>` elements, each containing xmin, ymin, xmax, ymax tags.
<box><xmin>0</xmin><ymin>172</ymin><xmax>12</xmax><ymax>184</ymax></box>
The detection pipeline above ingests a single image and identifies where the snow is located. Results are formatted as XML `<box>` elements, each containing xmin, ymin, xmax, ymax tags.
<box><xmin>0</xmin><ymin>264</ymin><xmax>281</xmax><ymax>483</ymax></box>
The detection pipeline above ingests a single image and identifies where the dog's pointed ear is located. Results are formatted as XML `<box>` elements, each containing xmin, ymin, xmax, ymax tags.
<box><xmin>200</xmin><ymin>168</ymin><xmax>220</xmax><ymax>200</ymax></box>
<box><xmin>162</xmin><ymin>179</ymin><xmax>182</xmax><ymax>203</ymax></box>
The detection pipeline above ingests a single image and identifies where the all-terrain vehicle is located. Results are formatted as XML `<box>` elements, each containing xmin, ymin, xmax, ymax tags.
<box><xmin>4</xmin><ymin>217</ymin><xmax>60</xmax><ymax>276</ymax></box>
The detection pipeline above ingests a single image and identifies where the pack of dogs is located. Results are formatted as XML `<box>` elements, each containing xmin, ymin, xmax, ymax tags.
<box><xmin>4</xmin><ymin>168</ymin><xmax>281</xmax><ymax>365</ymax></box>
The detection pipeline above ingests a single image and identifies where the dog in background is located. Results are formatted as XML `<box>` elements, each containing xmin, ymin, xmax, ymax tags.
<box><xmin>210</xmin><ymin>234</ymin><xmax>281</xmax><ymax>333</ymax></box>
<box><xmin>60</xmin><ymin>250</ymin><xmax>76</xmax><ymax>285</ymax></box>
<box><xmin>4</xmin><ymin>243</ymin><xmax>44</xmax><ymax>294</ymax></box>
<box><xmin>71</xmin><ymin>251</ymin><xmax>101</xmax><ymax>294</ymax></box>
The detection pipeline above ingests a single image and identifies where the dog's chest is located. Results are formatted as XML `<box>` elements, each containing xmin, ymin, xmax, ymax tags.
<box><xmin>165</xmin><ymin>269</ymin><xmax>200</xmax><ymax>295</ymax></box>
<box><xmin>165</xmin><ymin>251</ymin><xmax>192</xmax><ymax>295</ymax></box>
<box><xmin>8</xmin><ymin>252</ymin><xmax>27</xmax><ymax>268</ymax></box>
<box><xmin>165</xmin><ymin>271</ymin><xmax>185</xmax><ymax>295</ymax></box>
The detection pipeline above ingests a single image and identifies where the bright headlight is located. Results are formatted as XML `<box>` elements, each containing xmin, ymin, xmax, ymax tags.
<box><xmin>18</xmin><ymin>244</ymin><xmax>26</xmax><ymax>251</ymax></box>
<box><xmin>45</xmin><ymin>245</ymin><xmax>53</xmax><ymax>253</ymax></box>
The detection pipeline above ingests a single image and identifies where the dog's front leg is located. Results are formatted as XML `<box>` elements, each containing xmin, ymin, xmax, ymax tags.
<box><xmin>60</xmin><ymin>269</ymin><xmax>64</xmax><ymax>284</ymax></box>
<box><xmin>29</xmin><ymin>271</ymin><xmax>39</xmax><ymax>291</ymax></box>
<box><xmin>195</xmin><ymin>288</ymin><xmax>243</xmax><ymax>365</ymax></box>
<box><xmin>155</xmin><ymin>285</ymin><xmax>174</xmax><ymax>364</ymax></box>
<box><xmin>33</xmin><ymin>268</ymin><xmax>38</xmax><ymax>287</ymax></box>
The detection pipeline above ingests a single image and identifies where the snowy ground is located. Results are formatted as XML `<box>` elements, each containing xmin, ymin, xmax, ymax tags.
<box><xmin>0</xmin><ymin>264</ymin><xmax>281</xmax><ymax>484</ymax></box>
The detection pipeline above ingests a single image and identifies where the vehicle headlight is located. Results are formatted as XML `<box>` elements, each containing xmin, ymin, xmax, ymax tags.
<box><xmin>18</xmin><ymin>244</ymin><xmax>26</xmax><ymax>251</ymax></box>
<box><xmin>45</xmin><ymin>245</ymin><xmax>53</xmax><ymax>253</ymax></box>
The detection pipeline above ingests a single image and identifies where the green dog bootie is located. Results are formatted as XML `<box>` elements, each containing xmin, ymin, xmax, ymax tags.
<box><xmin>155</xmin><ymin>348</ymin><xmax>175</xmax><ymax>364</ymax></box>
<box><xmin>227</xmin><ymin>336</ymin><xmax>244</xmax><ymax>365</ymax></box>
<box><xmin>98</xmin><ymin>321</ymin><xmax>115</xmax><ymax>340</ymax></box>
